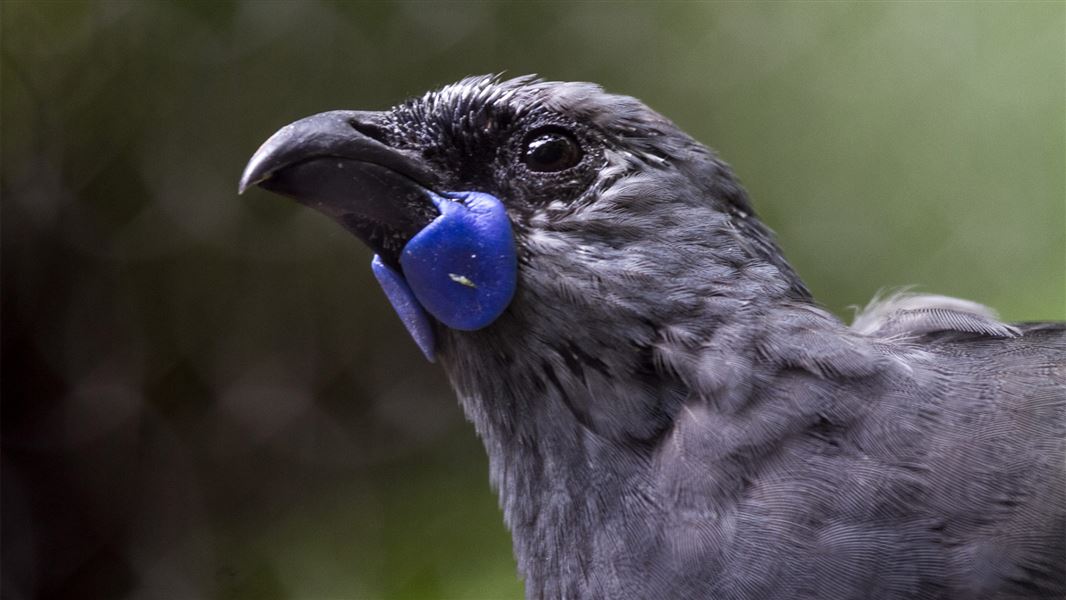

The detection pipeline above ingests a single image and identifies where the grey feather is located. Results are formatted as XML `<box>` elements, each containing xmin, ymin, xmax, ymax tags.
<box><xmin>261</xmin><ymin>75</ymin><xmax>1066</xmax><ymax>599</ymax></box>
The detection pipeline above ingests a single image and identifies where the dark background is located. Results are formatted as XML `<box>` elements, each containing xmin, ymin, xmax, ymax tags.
<box><xmin>3</xmin><ymin>2</ymin><xmax>1063</xmax><ymax>599</ymax></box>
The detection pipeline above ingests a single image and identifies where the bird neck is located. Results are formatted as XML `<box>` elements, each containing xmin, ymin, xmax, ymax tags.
<box><xmin>438</xmin><ymin>284</ymin><xmax>801</xmax><ymax>595</ymax></box>
<box><xmin>437</xmin><ymin>193</ymin><xmax>822</xmax><ymax>594</ymax></box>
<box><xmin>442</xmin><ymin>349</ymin><xmax>663</xmax><ymax>597</ymax></box>
<box><xmin>439</xmin><ymin>296</ymin><xmax>884</xmax><ymax>597</ymax></box>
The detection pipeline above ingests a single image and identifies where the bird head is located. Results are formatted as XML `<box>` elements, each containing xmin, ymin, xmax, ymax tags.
<box><xmin>241</xmin><ymin>75</ymin><xmax>809</xmax><ymax>382</ymax></box>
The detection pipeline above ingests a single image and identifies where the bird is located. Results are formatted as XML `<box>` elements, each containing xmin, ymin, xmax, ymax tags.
<box><xmin>240</xmin><ymin>75</ymin><xmax>1065</xmax><ymax>599</ymax></box>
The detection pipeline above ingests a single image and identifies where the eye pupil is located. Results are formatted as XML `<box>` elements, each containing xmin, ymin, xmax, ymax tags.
<box><xmin>523</xmin><ymin>131</ymin><xmax>581</xmax><ymax>172</ymax></box>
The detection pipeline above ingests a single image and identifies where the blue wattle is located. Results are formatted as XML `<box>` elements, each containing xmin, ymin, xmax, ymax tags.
<box><xmin>371</xmin><ymin>255</ymin><xmax>436</xmax><ymax>362</ymax></box>
<box><xmin>369</xmin><ymin>190</ymin><xmax>517</xmax><ymax>362</ymax></box>
<box><xmin>401</xmin><ymin>191</ymin><xmax>518</xmax><ymax>331</ymax></box>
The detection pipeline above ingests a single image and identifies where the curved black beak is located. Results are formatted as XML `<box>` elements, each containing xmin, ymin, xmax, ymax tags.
<box><xmin>240</xmin><ymin>110</ymin><xmax>440</xmax><ymax>268</ymax></box>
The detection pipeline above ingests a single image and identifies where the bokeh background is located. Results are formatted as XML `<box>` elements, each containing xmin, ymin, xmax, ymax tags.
<box><xmin>3</xmin><ymin>2</ymin><xmax>1064</xmax><ymax>599</ymax></box>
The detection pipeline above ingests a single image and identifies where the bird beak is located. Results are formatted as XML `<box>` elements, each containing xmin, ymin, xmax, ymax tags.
<box><xmin>241</xmin><ymin>109</ymin><xmax>520</xmax><ymax>362</ymax></box>
<box><xmin>239</xmin><ymin>110</ymin><xmax>440</xmax><ymax>269</ymax></box>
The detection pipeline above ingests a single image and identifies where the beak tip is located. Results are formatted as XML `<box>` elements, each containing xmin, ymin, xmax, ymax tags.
<box><xmin>238</xmin><ymin>160</ymin><xmax>269</xmax><ymax>195</ymax></box>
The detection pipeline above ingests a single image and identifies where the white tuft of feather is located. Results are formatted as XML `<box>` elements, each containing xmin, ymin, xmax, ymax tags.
<box><xmin>852</xmin><ymin>290</ymin><xmax>1020</xmax><ymax>339</ymax></box>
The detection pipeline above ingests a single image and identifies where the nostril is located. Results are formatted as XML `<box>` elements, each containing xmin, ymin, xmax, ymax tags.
<box><xmin>348</xmin><ymin>117</ymin><xmax>389</xmax><ymax>144</ymax></box>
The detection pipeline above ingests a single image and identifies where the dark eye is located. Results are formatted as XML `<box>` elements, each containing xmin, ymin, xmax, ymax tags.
<box><xmin>522</xmin><ymin>129</ymin><xmax>582</xmax><ymax>172</ymax></box>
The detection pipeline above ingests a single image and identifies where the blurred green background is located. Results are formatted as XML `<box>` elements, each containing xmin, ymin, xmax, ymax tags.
<box><xmin>3</xmin><ymin>2</ymin><xmax>1063</xmax><ymax>599</ymax></box>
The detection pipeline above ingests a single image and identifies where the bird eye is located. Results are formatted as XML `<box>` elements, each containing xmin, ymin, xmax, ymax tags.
<box><xmin>522</xmin><ymin>129</ymin><xmax>582</xmax><ymax>172</ymax></box>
